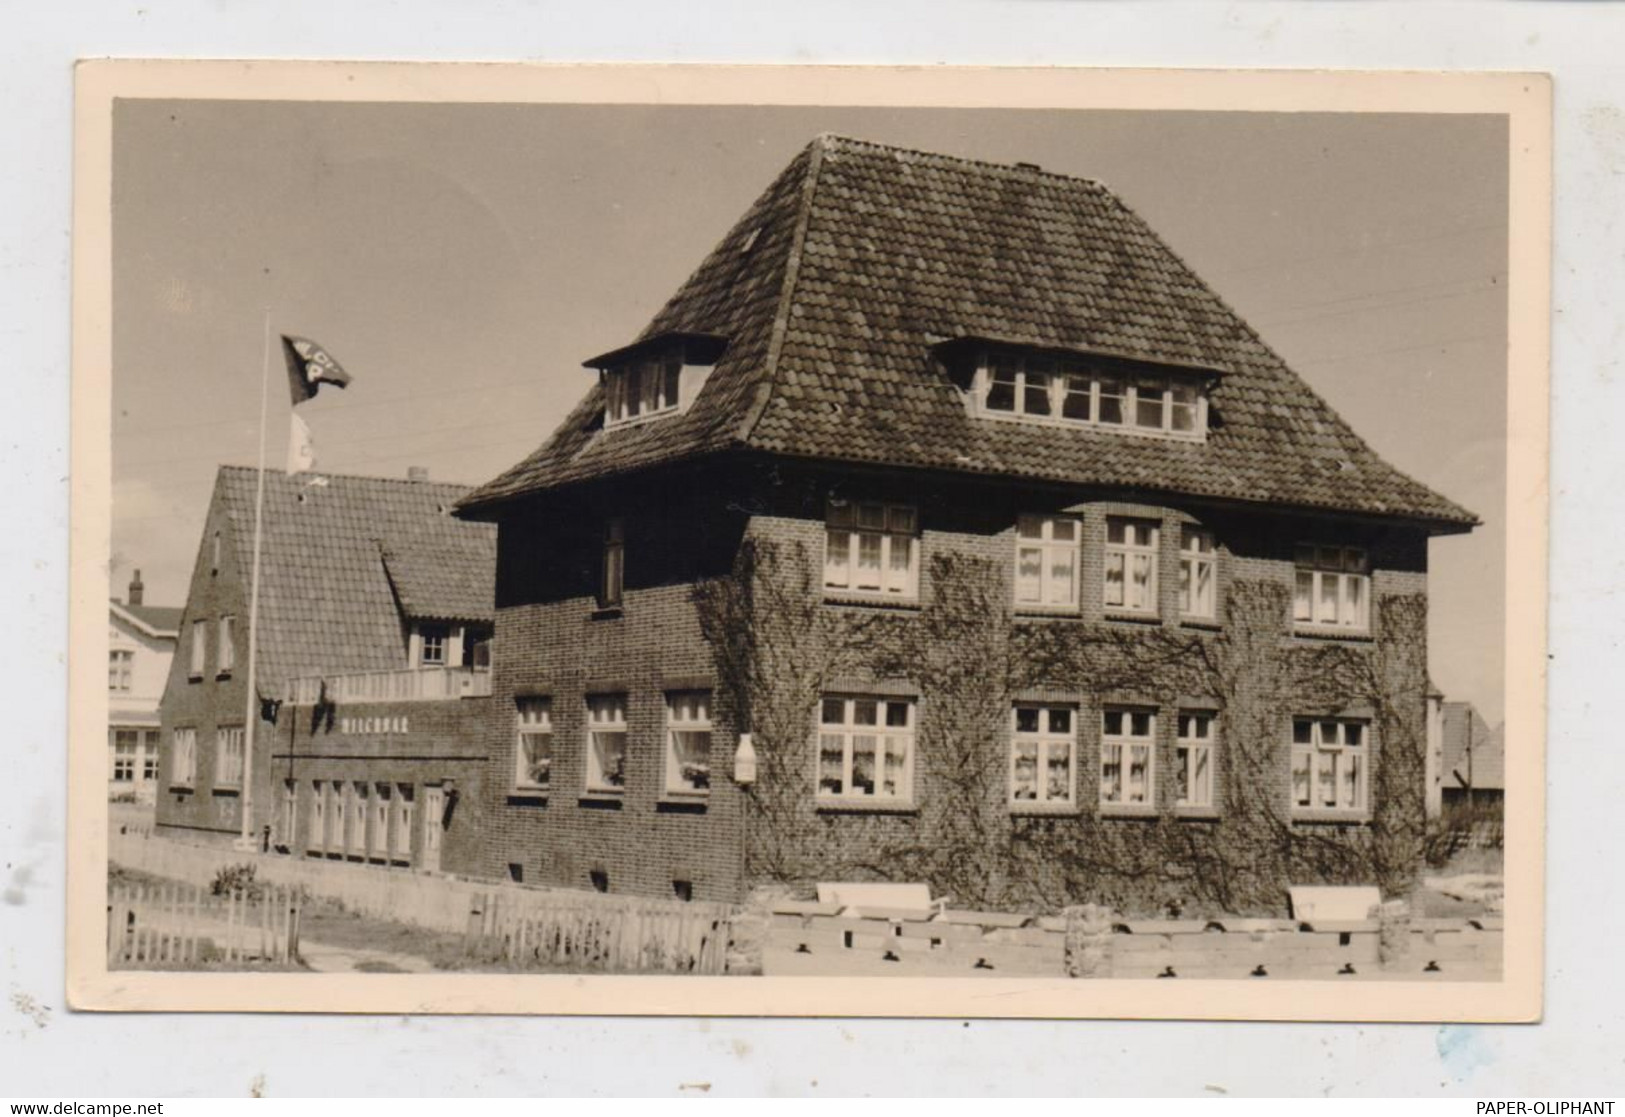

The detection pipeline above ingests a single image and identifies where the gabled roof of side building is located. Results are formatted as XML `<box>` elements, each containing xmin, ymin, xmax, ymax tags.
<box><xmin>111</xmin><ymin>600</ymin><xmax>184</xmax><ymax>638</ymax></box>
<box><xmin>1441</xmin><ymin>701</ymin><xmax>1505</xmax><ymax>792</ymax></box>
<box><xmin>459</xmin><ymin>134</ymin><xmax>1477</xmax><ymax>530</ymax></box>
<box><xmin>204</xmin><ymin>465</ymin><xmax>495</xmax><ymax>695</ymax></box>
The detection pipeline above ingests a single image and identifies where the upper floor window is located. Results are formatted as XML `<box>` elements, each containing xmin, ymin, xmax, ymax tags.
<box><xmin>217</xmin><ymin>616</ymin><xmax>236</xmax><ymax>675</ymax></box>
<box><xmin>824</xmin><ymin>501</ymin><xmax>918</xmax><ymax>600</ymax></box>
<box><xmin>665</xmin><ymin>691</ymin><xmax>712</xmax><ymax>796</ymax></box>
<box><xmin>605</xmin><ymin>354</ymin><xmax>682</xmax><ymax>425</ymax></box>
<box><xmin>600</xmin><ymin>517</ymin><xmax>625</xmax><ymax>608</ymax></box>
<box><xmin>1291</xmin><ymin>718</ymin><xmax>1368</xmax><ymax>813</ymax></box>
<box><xmin>976</xmin><ymin>351</ymin><xmax>1207</xmax><ymax>439</ymax></box>
<box><xmin>514</xmin><ymin>698</ymin><xmax>552</xmax><ymax>792</ymax></box>
<box><xmin>1014</xmin><ymin>514</ymin><xmax>1080</xmax><ymax>610</ymax></box>
<box><xmin>189</xmin><ymin>620</ymin><xmax>206</xmax><ymax>678</ymax></box>
<box><xmin>1180</xmin><ymin>528</ymin><xmax>1217</xmax><ymax>620</ymax></box>
<box><xmin>108</xmin><ymin>649</ymin><xmax>133</xmax><ymax>692</ymax></box>
<box><xmin>817</xmin><ymin>696</ymin><xmax>914</xmax><ymax>803</ymax></box>
<box><xmin>1104</xmin><ymin>517</ymin><xmax>1159</xmax><ymax>615</ymax></box>
<box><xmin>1010</xmin><ymin>705</ymin><xmax>1076</xmax><ymax>807</ymax></box>
<box><xmin>171</xmin><ymin>728</ymin><xmax>197</xmax><ymax>787</ymax></box>
<box><xmin>418</xmin><ymin>624</ymin><xmax>448</xmax><ymax>667</ymax></box>
<box><xmin>211</xmin><ymin>530</ymin><xmax>222</xmax><ymax>575</ymax></box>
<box><xmin>586</xmin><ymin>694</ymin><xmax>628</xmax><ymax>794</ymax></box>
<box><xmin>1101</xmin><ymin>708</ymin><xmax>1155</xmax><ymax>807</ymax></box>
<box><xmin>1294</xmin><ymin>545</ymin><xmax>1369</xmax><ymax>632</ymax></box>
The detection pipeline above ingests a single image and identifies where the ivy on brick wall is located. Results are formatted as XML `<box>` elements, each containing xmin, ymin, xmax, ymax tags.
<box><xmin>695</xmin><ymin>534</ymin><xmax>1432</xmax><ymax>917</ymax></box>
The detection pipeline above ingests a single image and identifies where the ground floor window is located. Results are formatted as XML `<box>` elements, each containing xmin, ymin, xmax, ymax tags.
<box><xmin>348</xmin><ymin>782</ymin><xmax>368</xmax><ymax>856</ymax></box>
<box><xmin>1009</xmin><ymin>705</ymin><xmax>1075</xmax><ymax>806</ymax></box>
<box><xmin>1101</xmin><ymin>708</ymin><xmax>1155</xmax><ymax>806</ymax></box>
<box><xmin>1175</xmin><ymin>712</ymin><xmax>1216</xmax><ymax>808</ymax></box>
<box><xmin>215</xmin><ymin>726</ymin><xmax>245</xmax><ymax>789</ymax></box>
<box><xmin>141</xmin><ymin>731</ymin><xmax>160</xmax><ymax>781</ymax></box>
<box><xmin>586</xmin><ymin>695</ymin><xmax>628</xmax><ymax>793</ymax></box>
<box><xmin>278</xmin><ymin>780</ymin><xmax>297</xmax><ymax>851</ymax></box>
<box><xmin>515</xmin><ymin>698</ymin><xmax>553</xmax><ymax>792</ymax></box>
<box><xmin>308</xmin><ymin>781</ymin><xmax>327</xmax><ymax>856</ymax></box>
<box><xmin>171</xmin><ymin>728</ymin><xmax>197</xmax><ymax>787</ymax></box>
<box><xmin>112</xmin><ymin>729</ymin><xmax>138</xmax><ymax>782</ymax></box>
<box><xmin>394</xmin><ymin>784</ymin><xmax>414</xmax><ymax>865</ymax></box>
<box><xmin>1291</xmin><ymin>718</ymin><xmax>1369</xmax><ymax>813</ymax></box>
<box><xmin>665</xmin><ymin>691</ymin><xmax>712</xmax><ymax>796</ymax></box>
<box><xmin>817</xmin><ymin>696</ymin><xmax>915</xmax><ymax>802</ymax></box>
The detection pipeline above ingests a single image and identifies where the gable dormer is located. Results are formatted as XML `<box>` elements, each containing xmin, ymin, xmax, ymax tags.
<box><xmin>586</xmin><ymin>332</ymin><xmax>729</xmax><ymax>429</ymax></box>
<box><xmin>935</xmin><ymin>338</ymin><xmax>1222</xmax><ymax>443</ymax></box>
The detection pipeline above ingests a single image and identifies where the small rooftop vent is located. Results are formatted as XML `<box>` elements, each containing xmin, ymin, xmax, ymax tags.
<box><xmin>1015</xmin><ymin>161</ymin><xmax>1042</xmax><ymax>171</ymax></box>
<box><xmin>407</xmin><ymin>466</ymin><xmax>429</xmax><ymax>483</ymax></box>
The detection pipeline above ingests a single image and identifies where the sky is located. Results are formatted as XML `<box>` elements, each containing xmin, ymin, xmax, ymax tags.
<box><xmin>110</xmin><ymin>101</ymin><xmax>1508</xmax><ymax>722</ymax></box>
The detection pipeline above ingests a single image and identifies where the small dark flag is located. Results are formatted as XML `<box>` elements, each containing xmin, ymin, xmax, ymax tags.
<box><xmin>282</xmin><ymin>334</ymin><xmax>352</xmax><ymax>405</ymax></box>
<box><xmin>259</xmin><ymin>695</ymin><xmax>283</xmax><ymax>725</ymax></box>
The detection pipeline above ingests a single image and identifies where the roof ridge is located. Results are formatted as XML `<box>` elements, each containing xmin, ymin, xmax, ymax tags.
<box><xmin>218</xmin><ymin>463</ymin><xmax>474</xmax><ymax>494</ymax></box>
<box><xmin>735</xmin><ymin>135</ymin><xmax>827</xmax><ymax>446</ymax></box>
<box><xmin>813</xmin><ymin>132</ymin><xmax>1109</xmax><ymax>191</ymax></box>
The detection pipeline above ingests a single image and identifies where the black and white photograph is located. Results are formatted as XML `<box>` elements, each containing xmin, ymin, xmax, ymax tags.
<box><xmin>67</xmin><ymin>62</ymin><xmax>1548</xmax><ymax>1019</ymax></box>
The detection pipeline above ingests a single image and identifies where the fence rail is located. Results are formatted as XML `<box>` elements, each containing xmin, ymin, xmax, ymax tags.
<box><xmin>465</xmin><ymin>889</ymin><xmax>735</xmax><ymax>974</ymax></box>
<box><xmin>107</xmin><ymin>880</ymin><xmax>302</xmax><ymax>968</ymax></box>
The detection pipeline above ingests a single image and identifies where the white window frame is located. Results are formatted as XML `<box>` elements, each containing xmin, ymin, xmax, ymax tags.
<box><xmin>1180</xmin><ymin>528</ymin><xmax>1218</xmax><ymax>620</ymax></box>
<box><xmin>1175</xmin><ymin>712</ymin><xmax>1217</xmax><ymax>809</ymax></box>
<box><xmin>171</xmin><ymin>728</ymin><xmax>196</xmax><ymax>787</ymax></box>
<box><xmin>974</xmin><ymin>351</ymin><xmax>1207</xmax><ymax>439</ymax></box>
<box><xmin>370</xmin><ymin>782</ymin><xmax>391</xmax><ymax>861</ymax></box>
<box><xmin>331</xmin><ymin>781</ymin><xmax>349</xmax><ymax>856</ymax></box>
<box><xmin>664</xmin><ymin>691</ymin><xmax>713</xmax><ymax>797</ymax></box>
<box><xmin>1291</xmin><ymin>718</ymin><xmax>1370</xmax><ymax>814</ymax></box>
<box><xmin>585</xmin><ymin>694</ymin><xmax>628</xmax><ymax>794</ymax></box>
<box><xmin>1009</xmin><ymin>704</ymin><xmax>1077</xmax><ymax>807</ymax></box>
<box><xmin>217</xmin><ymin>616</ymin><xmax>236</xmax><ymax>674</ymax></box>
<box><xmin>604</xmin><ymin>353</ymin><xmax>684</xmax><ymax>427</ymax></box>
<box><xmin>1294</xmin><ymin>545</ymin><xmax>1370</xmax><ymax>632</ymax></box>
<box><xmin>1100</xmin><ymin>708</ymin><xmax>1156</xmax><ymax>807</ymax></box>
<box><xmin>215</xmin><ymin>725</ymin><xmax>245</xmax><ymax>789</ymax></box>
<box><xmin>347</xmin><ymin>782</ymin><xmax>368</xmax><ymax>857</ymax></box>
<box><xmin>141</xmin><ymin>733</ymin><xmax>160</xmax><ymax>781</ymax></box>
<box><xmin>308</xmin><ymin>781</ymin><xmax>327</xmax><ymax>856</ymax></box>
<box><xmin>112</xmin><ymin>730</ymin><xmax>138</xmax><ymax>782</ymax></box>
<box><xmin>394</xmin><ymin>784</ymin><xmax>415</xmax><ymax>864</ymax></box>
<box><xmin>279</xmin><ymin>779</ymin><xmax>297</xmax><ymax>849</ymax></box>
<box><xmin>816</xmin><ymin>695</ymin><xmax>916</xmax><ymax>804</ymax></box>
<box><xmin>824</xmin><ymin>501</ymin><xmax>919</xmax><ymax>600</ymax></box>
<box><xmin>514</xmin><ymin>698</ymin><xmax>553</xmax><ymax>792</ymax></box>
<box><xmin>1014</xmin><ymin>514</ymin><xmax>1081</xmax><ymax>611</ymax></box>
<box><xmin>418</xmin><ymin>624</ymin><xmax>448</xmax><ymax>667</ymax></box>
<box><xmin>189</xmin><ymin>620</ymin><xmax>206</xmax><ymax>677</ymax></box>
<box><xmin>108</xmin><ymin>649</ymin><xmax>133</xmax><ymax>692</ymax></box>
<box><xmin>1104</xmin><ymin>517</ymin><xmax>1161</xmax><ymax>614</ymax></box>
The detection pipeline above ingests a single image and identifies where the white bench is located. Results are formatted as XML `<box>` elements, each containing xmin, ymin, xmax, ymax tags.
<box><xmin>1289</xmin><ymin>885</ymin><xmax>1383</xmax><ymax>924</ymax></box>
<box><xmin>816</xmin><ymin>881</ymin><xmax>951</xmax><ymax>919</ymax></box>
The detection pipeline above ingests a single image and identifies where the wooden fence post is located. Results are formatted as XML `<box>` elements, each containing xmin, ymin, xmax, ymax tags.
<box><xmin>1064</xmin><ymin>903</ymin><xmax>1116</xmax><ymax>978</ymax></box>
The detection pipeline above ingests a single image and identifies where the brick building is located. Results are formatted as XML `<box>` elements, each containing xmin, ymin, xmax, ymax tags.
<box><xmin>108</xmin><ymin>571</ymin><xmax>181</xmax><ymax>802</ymax></box>
<box><xmin>455</xmin><ymin>135</ymin><xmax>1479</xmax><ymax>914</ymax></box>
<box><xmin>155</xmin><ymin>465</ymin><xmax>495</xmax><ymax>874</ymax></box>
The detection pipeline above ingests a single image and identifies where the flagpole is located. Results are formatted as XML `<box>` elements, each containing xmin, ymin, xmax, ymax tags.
<box><xmin>235</xmin><ymin>307</ymin><xmax>272</xmax><ymax>852</ymax></box>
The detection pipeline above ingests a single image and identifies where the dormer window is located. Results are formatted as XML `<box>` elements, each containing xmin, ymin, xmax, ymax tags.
<box><xmin>587</xmin><ymin>332</ymin><xmax>729</xmax><ymax>430</ymax></box>
<box><xmin>961</xmin><ymin>346</ymin><xmax>1212</xmax><ymax>440</ymax></box>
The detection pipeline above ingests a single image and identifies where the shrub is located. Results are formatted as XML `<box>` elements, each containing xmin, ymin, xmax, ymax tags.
<box><xmin>210</xmin><ymin>862</ymin><xmax>264</xmax><ymax>900</ymax></box>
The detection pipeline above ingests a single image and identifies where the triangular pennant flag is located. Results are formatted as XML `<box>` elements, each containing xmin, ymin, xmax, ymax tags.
<box><xmin>287</xmin><ymin>411</ymin><xmax>317</xmax><ymax>474</ymax></box>
<box><xmin>282</xmin><ymin>334</ymin><xmax>352</xmax><ymax>405</ymax></box>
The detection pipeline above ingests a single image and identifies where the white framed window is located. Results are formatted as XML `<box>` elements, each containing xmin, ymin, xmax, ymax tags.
<box><xmin>1010</xmin><ymin>705</ymin><xmax>1076</xmax><ymax>806</ymax></box>
<box><xmin>279</xmin><ymin>780</ymin><xmax>297</xmax><ymax>849</ymax></box>
<box><xmin>586</xmin><ymin>694</ymin><xmax>628</xmax><ymax>793</ymax></box>
<box><xmin>1294</xmin><ymin>545</ymin><xmax>1370</xmax><ymax>631</ymax></box>
<box><xmin>112</xmin><ymin>730</ymin><xmax>138</xmax><ymax>782</ymax></box>
<box><xmin>605</xmin><ymin>354</ymin><xmax>683</xmax><ymax>425</ymax></box>
<box><xmin>171</xmin><ymin>728</ymin><xmax>196</xmax><ymax>787</ymax></box>
<box><xmin>108</xmin><ymin>649</ymin><xmax>133</xmax><ymax>692</ymax></box>
<box><xmin>1175</xmin><ymin>712</ymin><xmax>1216</xmax><ymax>808</ymax></box>
<box><xmin>189</xmin><ymin>620</ymin><xmax>206</xmax><ymax>677</ymax></box>
<box><xmin>600</xmin><ymin>517</ymin><xmax>625</xmax><ymax>608</ymax></box>
<box><xmin>215</xmin><ymin>726</ymin><xmax>245</xmax><ymax>789</ymax></box>
<box><xmin>308</xmin><ymin>781</ymin><xmax>327</xmax><ymax>855</ymax></box>
<box><xmin>1292</xmin><ymin>718</ymin><xmax>1369</xmax><ymax>813</ymax></box>
<box><xmin>1180</xmin><ymin>528</ymin><xmax>1217</xmax><ymax>619</ymax></box>
<box><xmin>824</xmin><ymin>501</ymin><xmax>918</xmax><ymax>599</ymax></box>
<box><xmin>217</xmin><ymin>616</ymin><xmax>236</xmax><ymax>674</ymax></box>
<box><xmin>816</xmin><ymin>696</ymin><xmax>915</xmax><ymax>802</ymax></box>
<box><xmin>418</xmin><ymin>624</ymin><xmax>448</xmax><ymax>666</ymax></box>
<box><xmin>1014</xmin><ymin>515</ymin><xmax>1080</xmax><ymax>610</ymax></box>
<box><xmin>141</xmin><ymin>734</ymin><xmax>160</xmax><ymax>781</ymax></box>
<box><xmin>394</xmin><ymin>784</ymin><xmax>414</xmax><ymax>864</ymax></box>
<box><xmin>665</xmin><ymin>691</ymin><xmax>712</xmax><ymax>796</ymax></box>
<box><xmin>331</xmin><ymin>780</ymin><xmax>348</xmax><ymax>855</ymax></box>
<box><xmin>976</xmin><ymin>352</ymin><xmax>1207</xmax><ymax>438</ymax></box>
<box><xmin>348</xmin><ymin>782</ymin><xmax>368</xmax><ymax>856</ymax></box>
<box><xmin>1101</xmin><ymin>708</ymin><xmax>1155</xmax><ymax>806</ymax></box>
<box><xmin>1105</xmin><ymin>517</ymin><xmax>1160</xmax><ymax>614</ymax></box>
<box><xmin>515</xmin><ymin>698</ymin><xmax>553</xmax><ymax>791</ymax></box>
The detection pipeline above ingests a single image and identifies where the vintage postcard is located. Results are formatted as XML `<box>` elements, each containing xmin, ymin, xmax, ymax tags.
<box><xmin>68</xmin><ymin>61</ymin><xmax>1549</xmax><ymax>1019</ymax></box>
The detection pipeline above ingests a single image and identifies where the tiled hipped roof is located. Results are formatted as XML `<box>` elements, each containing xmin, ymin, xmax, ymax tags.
<box><xmin>212</xmin><ymin>466</ymin><xmax>496</xmax><ymax>695</ymax></box>
<box><xmin>460</xmin><ymin>135</ymin><xmax>1476</xmax><ymax>528</ymax></box>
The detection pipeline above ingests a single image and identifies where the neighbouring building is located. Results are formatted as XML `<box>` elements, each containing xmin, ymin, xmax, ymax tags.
<box><xmin>155</xmin><ymin>465</ymin><xmax>496</xmax><ymax>875</ymax></box>
<box><xmin>1439</xmin><ymin>701</ymin><xmax>1504</xmax><ymax>822</ymax></box>
<box><xmin>455</xmin><ymin>135</ymin><xmax>1479</xmax><ymax>915</ymax></box>
<box><xmin>109</xmin><ymin>571</ymin><xmax>181</xmax><ymax>802</ymax></box>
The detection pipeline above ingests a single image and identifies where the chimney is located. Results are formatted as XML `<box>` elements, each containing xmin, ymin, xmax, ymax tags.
<box><xmin>407</xmin><ymin>466</ymin><xmax>429</xmax><ymax>483</ymax></box>
<box><xmin>128</xmin><ymin>569</ymin><xmax>144</xmax><ymax>607</ymax></box>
